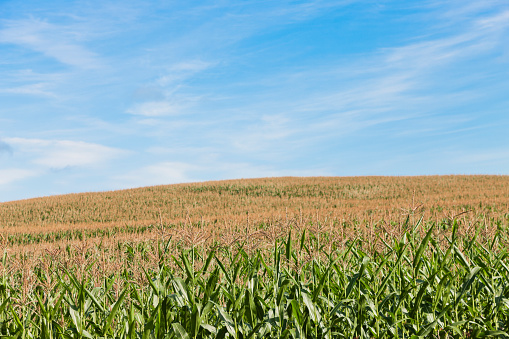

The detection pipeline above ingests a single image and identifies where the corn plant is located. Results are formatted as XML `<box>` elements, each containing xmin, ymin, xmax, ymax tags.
<box><xmin>0</xmin><ymin>216</ymin><xmax>508</xmax><ymax>338</ymax></box>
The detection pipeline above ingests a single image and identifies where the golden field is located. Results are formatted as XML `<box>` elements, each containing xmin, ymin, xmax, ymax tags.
<box><xmin>2</xmin><ymin>175</ymin><xmax>508</xmax><ymax>229</ymax></box>
<box><xmin>0</xmin><ymin>175</ymin><xmax>507</xmax><ymax>256</ymax></box>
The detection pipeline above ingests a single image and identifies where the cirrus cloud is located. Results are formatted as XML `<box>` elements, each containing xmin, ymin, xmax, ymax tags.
<box><xmin>126</xmin><ymin>101</ymin><xmax>183</xmax><ymax>117</ymax></box>
<box><xmin>0</xmin><ymin>18</ymin><xmax>101</xmax><ymax>69</ymax></box>
<box><xmin>5</xmin><ymin>137</ymin><xmax>127</xmax><ymax>169</ymax></box>
<box><xmin>115</xmin><ymin>161</ymin><xmax>197</xmax><ymax>188</ymax></box>
<box><xmin>0</xmin><ymin>168</ymin><xmax>38</xmax><ymax>185</ymax></box>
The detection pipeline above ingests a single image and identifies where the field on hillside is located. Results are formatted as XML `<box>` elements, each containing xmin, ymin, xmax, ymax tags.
<box><xmin>1</xmin><ymin>175</ymin><xmax>508</xmax><ymax>248</ymax></box>
<box><xmin>0</xmin><ymin>175</ymin><xmax>509</xmax><ymax>338</ymax></box>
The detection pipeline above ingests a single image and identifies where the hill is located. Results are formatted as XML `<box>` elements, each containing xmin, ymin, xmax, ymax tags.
<box><xmin>0</xmin><ymin>175</ymin><xmax>507</xmax><ymax>250</ymax></box>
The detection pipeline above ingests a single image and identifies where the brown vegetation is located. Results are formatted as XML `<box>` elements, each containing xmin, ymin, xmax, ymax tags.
<box><xmin>2</xmin><ymin>175</ymin><xmax>508</xmax><ymax>230</ymax></box>
<box><xmin>0</xmin><ymin>175</ymin><xmax>507</xmax><ymax>264</ymax></box>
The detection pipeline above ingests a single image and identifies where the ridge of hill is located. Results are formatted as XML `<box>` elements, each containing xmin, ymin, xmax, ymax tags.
<box><xmin>1</xmin><ymin>175</ymin><xmax>508</xmax><ymax>235</ymax></box>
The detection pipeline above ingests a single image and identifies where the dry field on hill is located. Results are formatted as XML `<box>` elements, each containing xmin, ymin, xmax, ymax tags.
<box><xmin>0</xmin><ymin>175</ymin><xmax>507</xmax><ymax>258</ymax></box>
<box><xmin>2</xmin><ymin>175</ymin><xmax>508</xmax><ymax>228</ymax></box>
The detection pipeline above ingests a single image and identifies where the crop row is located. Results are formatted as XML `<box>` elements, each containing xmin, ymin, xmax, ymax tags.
<box><xmin>1</xmin><ymin>216</ymin><xmax>509</xmax><ymax>338</ymax></box>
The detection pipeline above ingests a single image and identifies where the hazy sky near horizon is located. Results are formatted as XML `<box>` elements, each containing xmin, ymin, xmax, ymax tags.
<box><xmin>1</xmin><ymin>0</ymin><xmax>508</xmax><ymax>202</ymax></box>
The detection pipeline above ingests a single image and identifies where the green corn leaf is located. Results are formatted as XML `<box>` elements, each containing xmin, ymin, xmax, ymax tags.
<box><xmin>453</xmin><ymin>245</ymin><xmax>470</xmax><ymax>269</ymax></box>
<box><xmin>173</xmin><ymin>277</ymin><xmax>191</xmax><ymax>305</ymax></box>
<box><xmin>201</xmin><ymin>323</ymin><xmax>217</xmax><ymax>335</ymax></box>
<box><xmin>34</xmin><ymin>292</ymin><xmax>47</xmax><ymax>318</ymax></box>
<box><xmin>455</xmin><ymin>266</ymin><xmax>481</xmax><ymax>306</ymax></box>
<box><xmin>376</xmin><ymin>245</ymin><xmax>407</xmax><ymax>299</ymax></box>
<box><xmin>172</xmin><ymin>254</ymin><xmax>185</xmax><ymax>272</ymax></box>
<box><xmin>244</xmin><ymin>288</ymin><xmax>256</xmax><ymax>325</ymax></box>
<box><xmin>445</xmin><ymin>320</ymin><xmax>468</xmax><ymax>336</ymax></box>
<box><xmin>181</xmin><ymin>251</ymin><xmax>195</xmax><ymax>284</ymax></box>
<box><xmin>199</xmin><ymin>249</ymin><xmax>216</xmax><ymax>279</ymax></box>
<box><xmin>216</xmin><ymin>304</ymin><xmax>237</xmax><ymax>339</ymax></box>
<box><xmin>299</xmin><ymin>229</ymin><xmax>306</xmax><ymax>253</ymax></box>
<box><xmin>286</xmin><ymin>231</ymin><xmax>292</xmax><ymax>261</ymax></box>
<box><xmin>245</xmin><ymin>322</ymin><xmax>265</xmax><ymax>339</ymax></box>
<box><xmin>84</xmin><ymin>287</ymin><xmax>106</xmax><ymax>314</ymax></box>
<box><xmin>290</xmin><ymin>299</ymin><xmax>304</xmax><ymax>327</ymax></box>
<box><xmin>142</xmin><ymin>266</ymin><xmax>161</xmax><ymax>296</ymax></box>
<box><xmin>417</xmin><ymin>304</ymin><xmax>451</xmax><ymax>337</ymax></box>
<box><xmin>190</xmin><ymin>303</ymin><xmax>202</xmax><ymax>338</ymax></box>
<box><xmin>103</xmin><ymin>288</ymin><xmax>127</xmax><ymax>336</ymax></box>
<box><xmin>413</xmin><ymin>223</ymin><xmax>434</xmax><ymax>273</ymax></box>
<box><xmin>215</xmin><ymin>256</ymin><xmax>232</xmax><ymax>285</ymax></box>
<box><xmin>411</xmin><ymin>214</ymin><xmax>425</xmax><ymax>235</ymax></box>
<box><xmin>0</xmin><ymin>298</ymin><xmax>9</xmax><ymax>314</ymax></box>
<box><xmin>409</xmin><ymin>280</ymin><xmax>429</xmax><ymax>319</ymax></box>
<box><xmin>302</xmin><ymin>291</ymin><xmax>321</xmax><ymax>323</ymax></box>
<box><xmin>81</xmin><ymin>329</ymin><xmax>94</xmax><ymax>339</ymax></box>
<box><xmin>479</xmin><ymin>330</ymin><xmax>509</xmax><ymax>337</ymax></box>
<box><xmin>172</xmin><ymin>323</ymin><xmax>190</xmax><ymax>339</ymax></box>
<box><xmin>276</xmin><ymin>279</ymin><xmax>290</xmax><ymax>306</ymax></box>
<box><xmin>345</xmin><ymin>257</ymin><xmax>369</xmax><ymax>299</ymax></box>
<box><xmin>69</xmin><ymin>305</ymin><xmax>83</xmax><ymax>334</ymax></box>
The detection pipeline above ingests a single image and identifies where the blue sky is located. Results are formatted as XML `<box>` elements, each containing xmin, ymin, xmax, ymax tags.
<box><xmin>1</xmin><ymin>0</ymin><xmax>508</xmax><ymax>202</ymax></box>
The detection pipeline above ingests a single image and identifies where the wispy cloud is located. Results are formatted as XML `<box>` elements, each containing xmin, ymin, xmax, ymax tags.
<box><xmin>207</xmin><ymin>161</ymin><xmax>331</xmax><ymax>180</ymax></box>
<box><xmin>451</xmin><ymin>149</ymin><xmax>509</xmax><ymax>164</ymax></box>
<box><xmin>115</xmin><ymin>161</ymin><xmax>197</xmax><ymax>188</ymax></box>
<box><xmin>0</xmin><ymin>18</ymin><xmax>101</xmax><ymax>69</ymax></box>
<box><xmin>114</xmin><ymin>159</ymin><xmax>330</xmax><ymax>189</ymax></box>
<box><xmin>157</xmin><ymin>60</ymin><xmax>214</xmax><ymax>86</ymax></box>
<box><xmin>159</xmin><ymin>1</ymin><xmax>350</xmax><ymax>55</ymax></box>
<box><xmin>384</xmin><ymin>12</ymin><xmax>509</xmax><ymax>70</ymax></box>
<box><xmin>5</xmin><ymin>138</ymin><xmax>127</xmax><ymax>169</ymax></box>
<box><xmin>126</xmin><ymin>101</ymin><xmax>183</xmax><ymax>117</ymax></box>
<box><xmin>0</xmin><ymin>168</ymin><xmax>38</xmax><ymax>185</ymax></box>
<box><xmin>229</xmin><ymin>114</ymin><xmax>297</xmax><ymax>154</ymax></box>
<box><xmin>0</xmin><ymin>82</ymin><xmax>57</xmax><ymax>97</ymax></box>
<box><xmin>285</xmin><ymin>5</ymin><xmax>509</xmax><ymax>136</ymax></box>
<box><xmin>125</xmin><ymin>60</ymin><xmax>213</xmax><ymax>118</ymax></box>
<box><xmin>181</xmin><ymin>2</ymin><xmax>507</xmax><ymax>171</ymax></box>
<box><xmin>0</xmin><ymin>69</ymin><xmax>66</xmax><ymax>100</ymax></box>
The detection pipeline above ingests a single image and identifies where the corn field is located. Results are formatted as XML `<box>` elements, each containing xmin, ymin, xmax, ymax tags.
<box><xmin>0</xmin><ymin>176</ymin><xmax>508</xmax><ymax>337</ymax></box>
<box><xmin>0</xmin><ymin>215</ymin><xmax>508</xmax><ymax>338</ymax></box>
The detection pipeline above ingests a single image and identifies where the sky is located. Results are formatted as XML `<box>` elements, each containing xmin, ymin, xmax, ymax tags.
<box><xmin>0</xmin><ymin>0</ymin><xmax>508</xmax><ymax>202</ymax></box>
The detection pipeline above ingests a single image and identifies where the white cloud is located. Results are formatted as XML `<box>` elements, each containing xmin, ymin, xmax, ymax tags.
<box><xmin>126</xmin><ymin>101</ymin><xmax>182</xmax><ymax>117</ymax></box>
<box><xmin>210</xmin><ymin>162</ymin><xmax>331</xmax><ymax>180</ymax></box>
<box><xmin>116</xmin><ymin>161</ymin><xmax>196</xmax><ymax>187</ymax></box>
<box><xmin>157</xmin><ymin>60</ymin><xmax>214</xmax><ymax>86</ymax></box>
<box><xmin>477</xmin><ymin>10</ymin><xmax>509</xmax><ymax>30</ymax></box>
<box><xmin>0</xmin><ymin>18</ymin><xmax>101</xmax><ymax>69</ymax></box>
<box><xmin>169</xmin><ymin>60</ymin><xmax>212</xmax><ymax>72</ymax></box>
<box><xmin>115</xmin><ymin>159</ymin><xmax>329</xmax><ymax>189</ymax></box>
<box><xmin>0</xmin><ymin>82</ymin><xmax>56</xmax><ymax>97</ymax></box>
<box><xmin>452</xmin><ymin>149</ymin><xmax>509</xmax><ymax>164</ymax></box>
<box><xmin>5</xmin><ymin>138</ymin><xmax>126</xmax><ymax>169</ymax></box>
<box><xmin>0</xmin><ymin>169</ymin><xmax>38</xmax><ymax>185</ymax></box>
<box><xmin>231</xmin><ymin>114</ymin><xmax>297</xmax><ymax>153</ymax></box>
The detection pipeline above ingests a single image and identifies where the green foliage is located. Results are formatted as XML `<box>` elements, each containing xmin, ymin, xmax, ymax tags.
<box><xmin>2</xmin><ymin>219</ymin><xmax>509</xmax><ymax>338</ymax></box>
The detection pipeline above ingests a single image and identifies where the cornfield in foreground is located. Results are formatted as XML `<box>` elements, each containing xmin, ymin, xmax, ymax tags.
<box><xmin>1</xmin><ymin>216</ymin><xmax>509</xmax><ymax>338</ymax></box>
